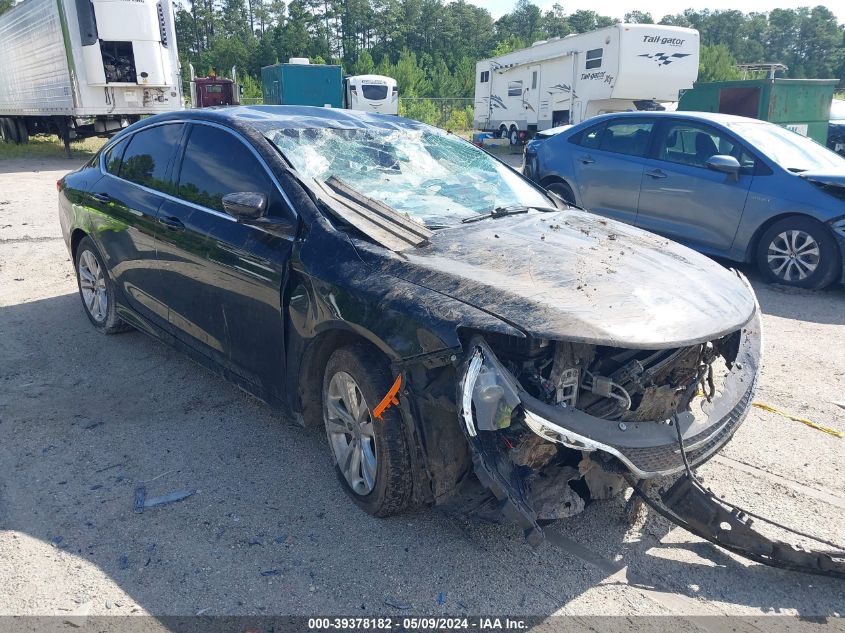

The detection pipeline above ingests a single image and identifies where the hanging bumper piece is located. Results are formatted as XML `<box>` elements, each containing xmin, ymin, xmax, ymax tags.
<box><xmin>629</xmin><ymin>473</ymin><xmax>845</xmax><ymax>579</ymax></box>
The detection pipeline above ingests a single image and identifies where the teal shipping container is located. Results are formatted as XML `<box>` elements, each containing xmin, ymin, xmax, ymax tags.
<box><xmin>261</xmin><ymin>63</ymin><xmax>343</xmax><ymax>108</ymax></box>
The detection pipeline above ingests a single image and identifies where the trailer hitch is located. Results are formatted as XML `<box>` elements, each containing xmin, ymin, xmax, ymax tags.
<box><xmin>628</xmin><ymin>473</ymin><xmax>845</xmax><ymax>579</ymax></box>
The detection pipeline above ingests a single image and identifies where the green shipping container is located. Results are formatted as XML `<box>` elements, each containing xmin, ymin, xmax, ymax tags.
<box><xmin>261</xmin><ymin>63</ymin><xmax>343</xmax><ymax>108</ymax></box>
<box><xmin>677</xmin><ymin>78</ymin><xmax>838</xmax><ymax>144</ymax></box>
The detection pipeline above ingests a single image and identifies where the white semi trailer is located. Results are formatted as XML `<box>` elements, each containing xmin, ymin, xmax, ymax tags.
<box><xmin>0</xmin><ymin>0</ymin><xmax>182</xmax><ymax>153</ymax></box>
<box><xmin>474</xmin><ymin>23</ymin><xmax>699</xmax><ymax>144</ymax></box>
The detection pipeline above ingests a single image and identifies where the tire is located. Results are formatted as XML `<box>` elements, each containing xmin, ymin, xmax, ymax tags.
<box><xmin>545</xmin><ymin>180</ymin><xmax>576</xmax><ymax>205</ymax></box>
<box><xmin>0</xmin><ymin>117</ymin><xmax>20</xmax><ymax>144</ymax></box>
<box><xmin>322</xmin><ymin>344</ymin><xmax>412</xmax><ymax>517</ymax></box>
<box><xmin>74</xmin><ymin>236</ymin><xmax>130</xmax><ymax>333</ymax></box>
<box><xmin>15</xmin><ymin>119</ymin><xmax>28</xmax><ymax>144</ymax></box>
<box><xmin>498</xmin><ymin>126</ymin><xmax>508</xmax><ymax>140</ymax></box>
<box><xmin>755</xmin><ymin>216</ymin><xmax>841</xmax><ymax>289</ymax></box>
<box><xmin>509</xmin><ymin>126</ymin><xmax>519</xmax><ymax>146</ymax></box>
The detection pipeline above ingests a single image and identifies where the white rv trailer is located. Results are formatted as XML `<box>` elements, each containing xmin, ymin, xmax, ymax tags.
<box><xmin>345</xmin><ymin>74</ymin><xmax>398</xmax><ymax>115</ymax></box>
<box><xmin>474</xmin><ymin>23</ymin><xmax>699</xmax><ymax>143</ymax></box>
<box><xmin>0</xmin><ymin>0</ymin><xmax>182</xmax><ymax>152</ymax></box>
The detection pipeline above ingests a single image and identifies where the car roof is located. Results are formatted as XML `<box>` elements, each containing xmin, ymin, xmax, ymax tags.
<box><xmin>136</xmin><ymin>105</ymin><xmax>424</xmax><ymax>133</ymax></box>
<box><xmin>584</xmin><ymin>110</ymin><xmax>767</xmax><ymax>126</ymax></box>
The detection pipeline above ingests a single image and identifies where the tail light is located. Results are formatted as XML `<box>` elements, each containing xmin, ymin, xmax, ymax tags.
<box><xmin>56</xmin><ymin>179</ymin><xmax>62</xmax><ymax>191</ymax></box>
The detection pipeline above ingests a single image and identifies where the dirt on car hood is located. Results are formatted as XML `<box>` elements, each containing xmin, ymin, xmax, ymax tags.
<box><xmin>367</xmin><ymin>210</ymin><xmax>757</xmax><ymax>348</ymax></box>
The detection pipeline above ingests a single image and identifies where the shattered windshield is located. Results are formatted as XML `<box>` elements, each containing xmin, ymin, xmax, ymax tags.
<box><xmin>267</xmin><ymin>127</ymin><xmax>550</xmax><ymax>227</ymax></box>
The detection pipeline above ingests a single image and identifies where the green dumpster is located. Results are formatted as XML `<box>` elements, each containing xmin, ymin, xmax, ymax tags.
<box><xmin>677</xmin><ymin>78</ymin><xmax>838</xmax><ymax>144</ymax></box>
<box><xmin>261</xmin><ymin>62</ymin><xmax>343</xmax><ymax>108</ymax></box>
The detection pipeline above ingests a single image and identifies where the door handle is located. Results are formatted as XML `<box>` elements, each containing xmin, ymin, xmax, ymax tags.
<box><xmin>645</xmin><ymin>169</ymin><xmax>667</xmax><ymax>179</ymax></box>
<box><xmin>579</xmin><ymin>155</ymin><xmax>595</xmax><ymax>165</ymax></box>
<box><xmin>91</xmin><ymin>192</ymin><xmax>110</xmax><ymax>203</ymax></box>
<box><xmin>158</xmin><ymin>215</ymin><xmax>185</xmax><ymax>230</ymax></box>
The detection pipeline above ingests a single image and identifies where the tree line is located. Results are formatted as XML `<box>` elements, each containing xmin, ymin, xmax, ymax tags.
<box><xmin>171</xmin><ymin>0</ymin><xmax>844</xmax><ymax>100</ymax></box>
<box><xmin>1</xmin><ymin>0</ymin><xmax>842</xmax><ymax>101</ymax></box>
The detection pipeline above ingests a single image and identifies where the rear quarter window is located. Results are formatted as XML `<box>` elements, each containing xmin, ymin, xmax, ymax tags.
<box><xmin>103</xmin><ymin>138</ymin><xmax>129</xmax><ymax>176</ymax></box>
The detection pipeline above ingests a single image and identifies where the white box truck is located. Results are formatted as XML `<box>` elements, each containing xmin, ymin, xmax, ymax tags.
<box><xmin>474</xmin><ymin>23</ymin><xmax>699</xmax><ymax>144</ymax></box>
<box><xmin>0</xmin><ymin>0</ymin><xmax>182</xmax><ymax>153</ymax></box>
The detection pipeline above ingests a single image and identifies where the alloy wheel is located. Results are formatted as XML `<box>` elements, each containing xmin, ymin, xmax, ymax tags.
<box><xmin>766</xmin><ymin>230</ymin><xmax>820</xmax><ymax>283</ymax></box>
<box><xmin>324</xmin><ymin>371</ymin><xmax>378</xmax><ymax>495</ymax></box>
<box><xmin>78</xmin><ymin>250</ymin><xmax>108</xmax><ymax>322</ymax></box>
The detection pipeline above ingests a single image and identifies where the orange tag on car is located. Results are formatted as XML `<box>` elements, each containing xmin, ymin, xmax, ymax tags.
<box><xmin>373</xmin><ymin>375</ymin><xmax>402</xmax><ymax>420</ymax></box>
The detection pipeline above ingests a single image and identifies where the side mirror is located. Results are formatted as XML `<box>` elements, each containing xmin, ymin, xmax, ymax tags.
<box><xmin>223</xmin><ymin>192</ymin><xmax>297</xmax><ymax>238</ymax></box>
<box><xmin>706</xmin><ymin>155</ymin><xmax>741</xmax><ymax>180</ymax></box>
<box><xmin>222</xmin><ymin>192</ymin><xmax>266</xmax><ymax>219</ymax></box>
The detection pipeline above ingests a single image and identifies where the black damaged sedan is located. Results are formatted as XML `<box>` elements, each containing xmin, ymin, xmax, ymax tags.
<box><xmin>59</xmin><ymin>106</ymin><xmax>763</xmax><ymax>543</ymax></box>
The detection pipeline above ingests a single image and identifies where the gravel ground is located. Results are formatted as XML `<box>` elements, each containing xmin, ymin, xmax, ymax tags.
<box><xmin>0</xmin><ymin>155</ymin><xmax>843</xmax><ymax>618</ymax></box>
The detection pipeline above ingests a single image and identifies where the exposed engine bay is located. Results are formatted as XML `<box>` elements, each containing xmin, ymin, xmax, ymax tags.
<box><xmin>454</xmin><ymin>302</ymin><xmax>761</xmax><ymax>544</ymax></box>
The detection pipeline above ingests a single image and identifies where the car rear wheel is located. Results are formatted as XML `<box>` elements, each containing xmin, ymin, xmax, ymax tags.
<box><xmin>755</xmin><ymin>217</ymin><xmax>840</xmax><ymax>289</ymax></box>
<box><xmin>509</xmin><ymin>126</ymin><xmax>519</xmax><ymax>146</ymax></box>
<box><xmin>322</xmin><ymin>344</ymin><xmax>412</xmax><ymax>517</ymax></box>
<box><xmin>75</xmin><ymin>236</ymin><xmax>130</xmax><ymax>333</ymax></box>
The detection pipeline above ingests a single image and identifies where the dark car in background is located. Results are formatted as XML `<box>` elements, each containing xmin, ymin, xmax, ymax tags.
<box><xmin>58</xmin><ymin>106</ymin><xmax>762</xmax><ymax>543</ymax></box>
<box><xmin>828</xmin><ymin>98</ymin><xmax>845</xmax><ymax>157</ymax></box>
<box><xmin>524</xmin><ymin>111</ymin><xmax>845</xmax><ymax>289</ymax></box>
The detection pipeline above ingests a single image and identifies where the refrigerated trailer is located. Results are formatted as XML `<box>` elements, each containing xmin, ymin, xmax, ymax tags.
<box><xmin>474</xmin><ymin>23</ymin><xmax>699</xmax><ymax>143</ymax></box>
<box><xmin>0</xmin><ymin>0</ymin><xmax>182</xmax><ymax>153</ymax></box>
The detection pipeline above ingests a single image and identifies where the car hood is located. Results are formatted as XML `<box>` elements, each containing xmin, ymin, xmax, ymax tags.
<box><xmin>363</xmin><ymin>210</ymin><xmax>757</xmax><ymax>348</ymax></box>
<box><xmin>798</xmin><ymin>170</ymin><xmax>845</xmax><ymax>189</ymax></box>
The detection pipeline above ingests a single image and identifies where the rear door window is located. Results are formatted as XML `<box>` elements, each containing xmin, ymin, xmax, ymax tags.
<box><xmin>570</xmin><ymin>123</ymin><xmax>605</xmax><ymax>149</ymax></box>
<box><xmin>598</xmin><ymin>120</ymin><xmax>654</xmax><ymax>157</ymax></box>
<box><xmin>119</xmin><ymin>123</ymin><xmax>184</xmax><ymax>190</ymax></box>
<box><xmin>176</xmin><ymin>124</ymin><xmax>280</xmax><ymax>214</ymax></box>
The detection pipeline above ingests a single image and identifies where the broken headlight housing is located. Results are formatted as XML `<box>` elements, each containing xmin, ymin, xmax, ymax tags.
<box><xmin>460</xmin><ymin>339</ymin><xmax>521</xmax><ymax>436</ymax></box>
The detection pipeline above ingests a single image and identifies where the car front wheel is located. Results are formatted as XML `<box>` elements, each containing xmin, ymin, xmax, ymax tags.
<box><xmin>322</xmin><ymin>344</ymin><xmax>412</xmax><ymax>517</ymax></box>
<box><xmin>546</xmin><ymin>180</ymin><xmax>576</xmax><ymax>205</ymax></box>
<box><xmin>756</xmin><ymin>217</ymin><xmax>841</xmax><ymax>289</ymax></box>
<box><xmin>75</xmin><ymin>236</ymin><xmax>129</xmax><ymax>333</ymax></box>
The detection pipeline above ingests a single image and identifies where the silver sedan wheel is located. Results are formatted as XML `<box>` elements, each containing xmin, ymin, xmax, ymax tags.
<box><xmin>324</xmin><ymin>371</ymin><xmax>378</xmax><ymax>496</ymax></box>
<box><xmin>766</xmin><ymin>230</ymin><xmax>820</xmax><ymax>282</ymax></box>
<box><xmin>78</xmin><ymin>250</ymin><xmax>108</xmax><ymax>323</ymax></box>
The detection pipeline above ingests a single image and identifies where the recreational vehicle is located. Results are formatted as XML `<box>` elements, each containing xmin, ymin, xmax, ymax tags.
<box><xmin>345</xmin><ymin>75</ymin><xmax>398</xmax><ymax>114</ymax></box>
<box><xmin>474</xmin><ymin>23</ymin><xmax>699</xmax><ymax>143</ymax></box>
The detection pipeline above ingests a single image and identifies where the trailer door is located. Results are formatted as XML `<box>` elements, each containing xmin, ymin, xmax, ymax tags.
<box><xmin>527</xmin><ymin>65</ymin><xmax>541</xmax><ymax>127</ymax></box>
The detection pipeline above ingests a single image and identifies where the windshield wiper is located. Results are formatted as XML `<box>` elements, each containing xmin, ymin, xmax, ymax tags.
<box><xmin>461</xmin><ymin>205</ymin><xmax>556</xmax><ymax>224</ymax></box>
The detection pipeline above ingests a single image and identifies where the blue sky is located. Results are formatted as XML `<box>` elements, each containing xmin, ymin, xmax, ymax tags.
<box><xmin>466</xmin><ymin>0</ymin><xmax>845</xmax><ymax>23</ymax></box>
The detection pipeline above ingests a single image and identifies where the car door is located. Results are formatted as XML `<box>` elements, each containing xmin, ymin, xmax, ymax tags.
<box><xmin>636</xmin><ymin>120</ymin><xmax>754</xmax><ymax>253</ymax></box>
<box><xmin>86</xmin><ymin>123</ymin><xmax>185</xmax><ymax>328</ymax></box>
<box><xmin>154</xmin><ymin>122</ymin><xmax>297</xmax><ymax>397</ymax></box>
<box><xmin>569</xmin><ymin>118</ymin><xmax>655</xmax><ymax>224</ymax></box>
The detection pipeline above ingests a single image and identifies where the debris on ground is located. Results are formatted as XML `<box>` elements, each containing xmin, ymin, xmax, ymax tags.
<box><xmin>383</xmin><ymin>596</ymin><xmax>412</xmax><ymax>610</ymax></box>
<box><xmin>133</xmin><ymin>485</ymin><xmax>196</xmax><ymax>512</ymax></box>
<box><xmin>753</xmin><ymin>402</ymin><xmax>844</xmax><ymax>438</ymax></box>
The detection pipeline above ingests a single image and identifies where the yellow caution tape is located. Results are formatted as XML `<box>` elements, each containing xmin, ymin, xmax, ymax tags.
<box><xmin>752</xmin><ymin>402</ymin><xmax>844</xmax><ymax>439</ymax></box>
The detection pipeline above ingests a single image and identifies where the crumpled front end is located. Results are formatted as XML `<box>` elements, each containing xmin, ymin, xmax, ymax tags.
<box><xmin>455</xmin><ymin>278</ymin><xmax>762</xmax><ymax>541</ymax></box>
